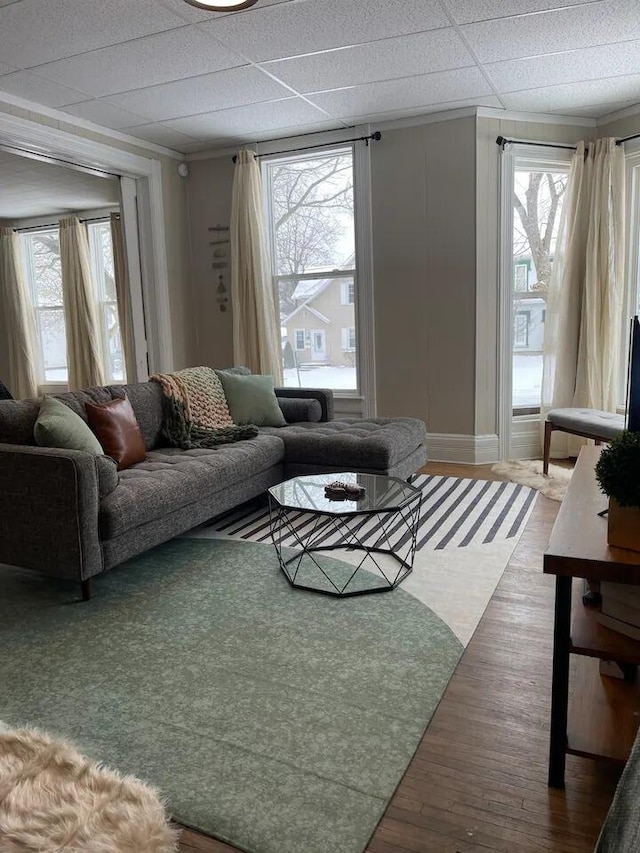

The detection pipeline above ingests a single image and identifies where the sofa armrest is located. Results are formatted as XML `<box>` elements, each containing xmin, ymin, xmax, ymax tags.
<box><xmin>0</xmin><ymin>444</ymin><xmax>103</xmax><ymax>582</ymax></box>
<box><xmin>274</xmin><ymin>388</ymin><xmax>334</xmax><ymax>422</ymax></box>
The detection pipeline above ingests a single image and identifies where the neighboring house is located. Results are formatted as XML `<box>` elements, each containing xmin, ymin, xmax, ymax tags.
<box><xmin>513</xmin><ymin>256</ymin><xmax>546</xmax><ymax>354</ymax></box>
<box><xmin>282</xmin><ymin>257</ymin><xmax>356</xmax><ymax>368</ymax></box>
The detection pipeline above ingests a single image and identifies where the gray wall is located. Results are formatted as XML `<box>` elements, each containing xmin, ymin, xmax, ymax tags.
<box><xmin>185</xmin><ymin>155</ymin><xmax>236</xmax><ymax>370</ymax></box>
<box><xmin>371</xmin><ymin>117</ymin><xmax>477</xmax><ymax>434</ymax></box>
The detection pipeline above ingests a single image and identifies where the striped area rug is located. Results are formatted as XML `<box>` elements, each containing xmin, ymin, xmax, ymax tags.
<box><xmin>205</xmin><ymin>475</ymin><xmax>537</xmax><ymax>553</ymax></box>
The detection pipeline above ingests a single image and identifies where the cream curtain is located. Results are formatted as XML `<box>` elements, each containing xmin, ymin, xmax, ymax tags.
<box><xmin>110</xmin><ymin>212</ymin><xmax>135</xmax><ymax>382</ymax></box>
<box><xmin>541</xmin><ymin>138</ymin><xmax>626</xmax><ymax>457</ymax></box>
<box><xmin>230</xmin><ymin>149</ymin><xmax>283</xmax><ymax>382</ymax></box>
<box><xmin>59</xmin><ymin>216</ymin><xmax>105</xmax><ymax>390</ymax></box>
<box><xmin>0</xmin><ymin>227</ymin><xmax>38</xmax><ymax>398</ymax></box>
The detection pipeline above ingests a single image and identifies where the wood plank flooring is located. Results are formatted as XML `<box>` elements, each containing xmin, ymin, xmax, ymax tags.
<box><xmin>177</xmin><ymin>463</ymin><xmax>620</xmax><ymax>853</ymax></box>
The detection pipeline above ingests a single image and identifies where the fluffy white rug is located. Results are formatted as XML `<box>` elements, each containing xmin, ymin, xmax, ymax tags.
<box><xmin>491</xmin><ymin>459</ymin><xmax>573</xmax><ymax>502</ymax></box>
<box><xmin>0</xmin><ymin>724</ymin><xmax>178</xmax><ymax>853</ymax></box>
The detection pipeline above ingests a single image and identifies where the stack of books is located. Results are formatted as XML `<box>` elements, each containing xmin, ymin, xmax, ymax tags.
<box><xmin>598</xmin><ymin>582</ymin><xmax>640</xmax><ymax>640</ymax></box>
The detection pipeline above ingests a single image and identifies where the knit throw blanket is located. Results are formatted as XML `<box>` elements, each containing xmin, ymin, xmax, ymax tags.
<box><xmin>151</xmin><ymin>367</ymin><xmax>258</xmax><ymax>449</ymax></box>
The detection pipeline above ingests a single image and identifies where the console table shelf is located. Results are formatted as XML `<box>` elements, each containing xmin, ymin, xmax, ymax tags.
<box><xmin>544</xmin><ymin>446</ymin><xmax>640</xmax><ymax>788</ymax></box>
<box><xmin>567</xmin><ymin>656</ymin><xmax>640</xmax><ymax>764</ymax></box>
<box><xmin>571</xmin><ymin>602</ymin><xmax>640</xmax><ymax>664</ymax></box>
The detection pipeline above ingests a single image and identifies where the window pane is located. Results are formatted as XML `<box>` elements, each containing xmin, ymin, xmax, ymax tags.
<box><xmin>268</xmin><ymin>151</ymin><xmax>355</xmax><ymax>276</ymax></box>
<box><xmin>512</xmin><ymin>170</ymin><xmax>568</xmax><ymax>411</ymax></box>
<box><xmin>87</xmin><ymin>220</ymin><xmax>125</xmax><ymax>383</ymax></box>
<box><xmin>24</xmin><ymin>230</ymin><xmax>63</xmax><ymax>307</ymax></box>
<box><xmin>38</xmin><ymin>308</ymin><xmax>68</xmax><ymax>382</ymax></box>
<box><xmin>279</xmin><ymin>274</ymin><xmax>356</xmax><ymax>390</ymax></box>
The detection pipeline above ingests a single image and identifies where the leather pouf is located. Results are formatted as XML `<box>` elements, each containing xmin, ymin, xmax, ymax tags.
<box><xmin>0</xmin><ymin>724</ymin><xmax>178</xmax><ymax>852</ymax></box>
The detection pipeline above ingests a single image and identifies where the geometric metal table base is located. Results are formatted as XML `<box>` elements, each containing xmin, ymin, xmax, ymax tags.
<box><xmin>268</xmin><ymin>474</ymin><xmax>422</xmax><ymax>597</ymax></box>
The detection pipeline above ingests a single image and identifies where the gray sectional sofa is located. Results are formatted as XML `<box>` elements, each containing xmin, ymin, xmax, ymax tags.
<box><xmin>0</xmin><ymin>372</ymin><xmax>427</xmax><ymax>600</ymax></box>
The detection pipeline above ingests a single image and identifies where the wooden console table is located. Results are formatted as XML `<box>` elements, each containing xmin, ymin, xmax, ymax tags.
<box><xmin>544</xmin><ymin>446</ymin><xmax>640</xmax><ymax>788</ymax></box>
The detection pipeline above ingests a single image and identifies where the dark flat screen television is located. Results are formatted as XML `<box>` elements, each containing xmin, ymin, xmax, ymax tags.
<box><xmin>627</xmin><ymin>316</ymin><xmax>640</xmax><ymax>432</ymax></box>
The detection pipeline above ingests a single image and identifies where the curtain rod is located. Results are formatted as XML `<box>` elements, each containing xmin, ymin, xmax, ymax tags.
<box><xmin>231</xmin><ymin>131</ymin><xmax>382</xmax><ymax>163</ymax></box>
<box><xmin>15</xmin><ymin>214</ymin><xmax>114</xmax><ymax>233</ymax></box>
<box><xmin>496</xmin><ymin>131</ymin><xmax>640</xmax><ymax>150</ymax></box>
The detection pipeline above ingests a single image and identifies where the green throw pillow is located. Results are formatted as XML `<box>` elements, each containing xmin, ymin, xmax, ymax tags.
<box><xmin>216</xmin><ymin>372</ymin><xmax>286</xmax><ymax>427</ymax></box>
<box><xmin>34</xmin><ymin>395</ymin><xmax>104</xmax><ymax>455</ymax></box>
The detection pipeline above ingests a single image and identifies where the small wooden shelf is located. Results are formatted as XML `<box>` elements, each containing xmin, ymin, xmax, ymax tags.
<box><xmin>567</xmin><ymin>656</ymin><xmax>640</xmax><ymax>763</ymax></box>
<box><xmin>571</xmin><ymin>603</ymin><xmax>640</xmax><ymax>664</ymax></box>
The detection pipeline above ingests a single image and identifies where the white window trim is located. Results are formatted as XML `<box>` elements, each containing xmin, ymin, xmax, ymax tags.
<box><xmin>261</xmin><ymin>129</ymin><xmax>376</xmax><ymax>416</ymax></box>
<box><xmin>294</xmin><ymin>329</ymin><xmax>306</xmax><ymax>350</ymax></box>
<box><xmin>623</xmin><ymin>141</ymin><xmax>640</xmax><ymax>407</ymax></box>
<box><xmin>498</xmin><ymin>144</ymin><xmax>573</xmax><ymax>460</ymax></box>
<box><xmin>0</xmin><ymin>110</ymin><xmax>172</xmax><ymax>379</ymax></box>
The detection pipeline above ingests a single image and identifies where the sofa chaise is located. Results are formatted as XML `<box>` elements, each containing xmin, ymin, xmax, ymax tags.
<box><xmin>0</xmin><ymin>371</ymin><xmax>427</xmax><ymax>600</ymax></box>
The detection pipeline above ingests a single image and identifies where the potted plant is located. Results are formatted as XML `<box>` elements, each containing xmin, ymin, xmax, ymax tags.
<box><xmin>595</xmin><ymin>430</ymin><xmax>640</xmax><ymax>552</ymax></box>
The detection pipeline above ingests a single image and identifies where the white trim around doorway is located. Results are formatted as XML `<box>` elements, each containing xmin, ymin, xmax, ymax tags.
<box><xmin>0</xmin><ymin>110</ymin><xmax>174</xmax><ymax>376</ymax></box>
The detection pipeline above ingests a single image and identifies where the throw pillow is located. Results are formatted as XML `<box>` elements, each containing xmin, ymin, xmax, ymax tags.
<box><xmin>216</xmin><ymin>372</ymin><xmax>286</xmax><ymax>427</ymax></box>
<box><xmin>85</xmin><ymin>395</ymin><xmax>146</xmax><ymax>471</ymax></box>
<box><xmin>34</xmin><ymin>395</ymin><xmax>104</xmax><ymax>455</ymax></box>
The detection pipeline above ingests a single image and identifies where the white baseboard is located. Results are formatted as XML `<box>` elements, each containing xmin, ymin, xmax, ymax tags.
<box><xmin>510</xmin><ymin>418</ymin><xmax>542</xmax><ymax>460</ymax></box>
<box><xmin>427</xmin><ymin>433</ymin><xmax>500</xmax><ymax>465</ymax></box>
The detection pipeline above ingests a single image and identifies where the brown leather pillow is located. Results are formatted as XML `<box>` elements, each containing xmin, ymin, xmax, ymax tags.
<box><xmin>85</xmin><ymin>395</ymin><xmax>146</xmax><ymax>471</ymax></box>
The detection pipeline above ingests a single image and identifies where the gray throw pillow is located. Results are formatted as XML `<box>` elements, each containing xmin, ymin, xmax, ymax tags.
<box><xmin>34</xmin><ymin>395</ymin><xmax>105</xmax><ymax>455</ymax></box>
<box><xmin>216</xmin><ymin>372</ymin><xmax>286</xmax><ymax>427</ymax></box>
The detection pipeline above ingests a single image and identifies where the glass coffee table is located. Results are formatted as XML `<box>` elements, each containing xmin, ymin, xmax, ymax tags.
<box><xmin>268</xmin><ymin>472</ymin><xmax>422</xmax><ymax>597</ymax></box>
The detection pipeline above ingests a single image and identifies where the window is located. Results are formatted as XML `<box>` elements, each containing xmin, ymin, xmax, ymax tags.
<box><xmin>512</xmin><ymin>166</ymin><xmax>569</xmax><ymax>412</ymax></box>
<box><xmin>21</xmin><ymin>219</ymin><xmax>124</xmax><ymax>386</ymax></box>
<box><xmin>294</xmin><ymin>329</ymin><xmax>306</xmax><ymax>350</ymax></box>
<box><xmin>87</xmin><ymin>221</ymin><xmax>124</xmax><ymax>382</ymax></box>
<box><xmin>22</xmin><ymin>228</ymin><xmax>67</xmax><ymax>383</ymax></box>
<box><xmin>342</xmin><ymin>327</ymin><xmax>356</xmax><ymax>351</ymax></box>
<box><xmin>264</xmin><ymin>147</ymin><xmax>357</xmax><ymax>391</ymax></box>
<box><xmin>341</xmin><ymin>279</ymin><xmax>355</xmax><ymax>305</ymax></box>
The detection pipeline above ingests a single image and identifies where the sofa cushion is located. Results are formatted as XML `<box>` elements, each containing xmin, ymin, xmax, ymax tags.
<box><xmin>86</xmin><ymin>396</ymin><xmax>147</xmax><ymax>471</ymax></box>
<box><xmin>278</xmin><ymin>397</ymin><xmax>323</xmax><ymax>424</ymax></box>
<box><xmin>217</xmin><ymin>372</ymin><xmax>286</xmax><ymax>427</ymax></box>
<box><xmin>34</xmin><ymin>395</ymin><xmax>104</xmax><ymax>455</ymax></box>
<box><xmin>260</xmin><ymin>418</ymin><xmax>427</xmax><ymax>471</ymax></box>
<box><xmin>110</xmin><ymin>382</ymin><xmax>165</xmax><ymax>450</ymax></box>
<box><xmin>99</xmin><ymin>434</ymin><xmax>284</xmax><ymax>539</ymax></box>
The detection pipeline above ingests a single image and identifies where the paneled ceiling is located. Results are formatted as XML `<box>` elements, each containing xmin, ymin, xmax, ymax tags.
<box><xmin>0</xmin><ymin>0</ymin><xmax>638</xmax><ymax>154</ymax></box>
<box><xmin>0</xmin><ymin>150</ymin><xmax>119</xmax><ymax>219</ymax></box>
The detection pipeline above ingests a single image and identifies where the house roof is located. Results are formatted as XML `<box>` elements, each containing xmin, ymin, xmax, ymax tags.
<box><xmin>290</xmin><ymin>253</ymin><xmax>355</xmax><ymax>303</ymax></box>
<box><xmin>284</xmin><ymin>304</ymin><xmax>330</xmax><ymax>326</ymax></box>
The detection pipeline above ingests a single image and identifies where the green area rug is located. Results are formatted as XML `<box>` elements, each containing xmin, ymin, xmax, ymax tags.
<box><xmin>0</xmin><ymin>539</ymin><xmax>462</xmax><ymax>853</ymax></box>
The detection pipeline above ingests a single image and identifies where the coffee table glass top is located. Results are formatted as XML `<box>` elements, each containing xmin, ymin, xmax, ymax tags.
<box><xmin>268</xmin><ymin>472</ymin><xmax>420</xmax><ymax>516</ymax></box>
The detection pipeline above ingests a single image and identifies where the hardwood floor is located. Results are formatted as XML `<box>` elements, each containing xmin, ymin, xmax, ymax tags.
<box><xmin>178</xmin><ymin>463</ymin><xmax>620</xmax><ymax>853</ymax></box>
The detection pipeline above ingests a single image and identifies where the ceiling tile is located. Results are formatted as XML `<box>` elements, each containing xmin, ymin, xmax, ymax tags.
<box><xmin>34</xmin><ymin>26</ymin><xmax>247</xmax><ymax>98</ymax></box>
<box><xmin>486</xmin><ymin>38</ymin><xmax>640</xmax><ymax>93</ymax></box>
<box><xmin>121</xmin><ymin>123</ymin><xmax>199</xmax><ymax>149</ymax></box>
<box><xmin>307</xmin><ymin>67</ymin><xmax>493</xmax><ymax>118</ymax></box>
<box><xmin>157</xmin><ymin>0</ymin><xmax>291</xmax><ymax>24</ymax></box>
<box><xmin>263</xmin><ymin>28</ymin><xmax>474</xmax><ymax>94</ymax></box>
<box><xmin>0</xmin><ymin>61</ymin><xmax>15</xmax><ymax>75</ymax></box>
<box><xmin>106</xmin><ymin>66</ymin><xmax>290</xmax><ymax>122</ymax></box>
<box><xmin>240</xmin><ymin>119</ymin><xmax>341</xmax><ymax>142</ymax></box>
<box><xmin>0</xmin><ymin>0</ymin><xmax>188</xmax><ymax>68</ymax></box>
<box><xmin>165</xmin><ymin>97</ymin><xmax>329</xmax><ymax>140</ymax></box>
<box><xmin>501</xmin><ymin>74</ymin><xmax>640</xmax><ymax>112</ymax></box>
<box><xmin>549</xmin><ymin>100</ymin><xmax>636</xmax><ymax>117</ymax></box>
<box><xmin>60</xmin><ymin>99</ymin><xmax>149</xmax><ymax>129</ymax></box>
<box><xmin>460</xmin><ymin>0</ymin><xmax>640</xmax><ymax>63</ymax></box>
<box><xmin>0</xmin><ymin>70</ymin><xmax>87</xmax><ymax>107</ymax></box>
<box><xmin>445</xmin><ymin>0</ymin><xmax>604</xmax><ymax>25</ymax></box>
<box><xmin>209</xmin><ymin>0</ymin><xmax>449</xmax><ymax>63</ymax></box>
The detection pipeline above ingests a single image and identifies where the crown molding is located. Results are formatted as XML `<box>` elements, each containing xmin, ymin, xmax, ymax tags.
<box><xmin>596</xmin><ymin>102</ymin><xmax>640</xmax><ymax>126</ymax></box>
<box><xmin>476</xmin><ymin>106</ymin><xmax>596</xmax><ymax>127</ymax></box>
<box><xmin>0</xmin><ymin>92</ymin><xmax>183</xmax><ymax>160</ymax></box>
